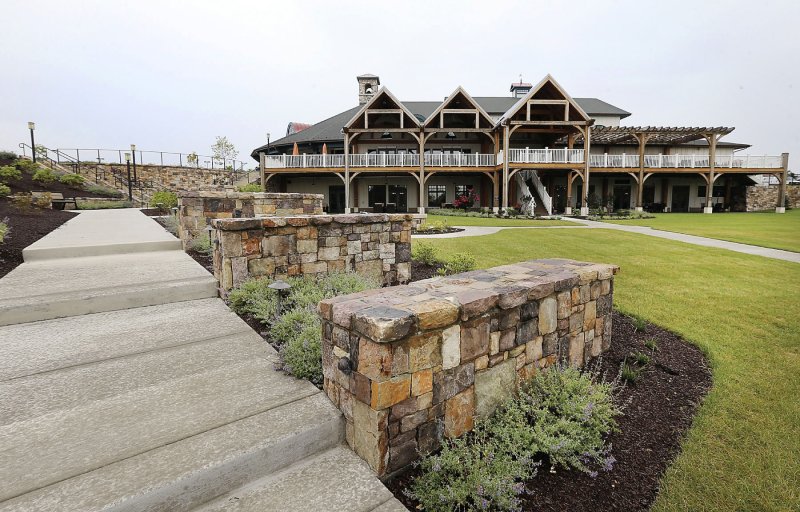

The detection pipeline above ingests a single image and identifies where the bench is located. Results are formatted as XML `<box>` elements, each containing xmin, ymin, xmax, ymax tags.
<box><xmin>51</xmin><ymin>198</ymin><xmax>78</xmax><ymax>210</ymax></box>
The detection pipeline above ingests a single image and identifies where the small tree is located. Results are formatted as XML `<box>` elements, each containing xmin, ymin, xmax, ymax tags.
<box><xmin>35</xmin><ymin>144</ymin><xmax>48</xmax><ymax>160</ymax></box>
<box><xmin>211</xmin><ymin>136</ymin><xmax>238</xmax><ymax>169</ymax></box>
<box><xmin>186</xmin><ymin>152</ymin><xmax>199</xmax><ymax>167</ymax></box>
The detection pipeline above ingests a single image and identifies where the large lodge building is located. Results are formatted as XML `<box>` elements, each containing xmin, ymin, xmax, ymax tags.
<box><xmin>252</xmin><ymin>74</ymin><xmax>789</xmax><ymax>216</ymax></box>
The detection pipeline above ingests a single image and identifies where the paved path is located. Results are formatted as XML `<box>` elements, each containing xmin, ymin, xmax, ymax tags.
<box><xmin>0</xmin><ymin>209</ymin><xmax>405</xmax><ymax>511</ymax></box>
<box><xmin>414</xmin><ymin>218</ymin><xmax>800</xmax><ymax>263</ymax></box>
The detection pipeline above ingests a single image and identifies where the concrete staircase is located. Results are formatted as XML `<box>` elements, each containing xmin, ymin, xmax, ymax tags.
<box><xmin>0</xmin><ymin>209</ymin><xmax>405</xmax><ymax>511</ymax></box>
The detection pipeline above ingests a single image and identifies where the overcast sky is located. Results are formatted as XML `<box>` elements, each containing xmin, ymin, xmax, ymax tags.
<box><xmin>2</xmin><ymin>0</ymin><xmax>798</xmax><ymax>167</ymax></box>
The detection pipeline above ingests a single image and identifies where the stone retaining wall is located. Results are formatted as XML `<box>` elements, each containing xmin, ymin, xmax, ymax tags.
<box><xmin>212</xmin><ymin>213</ymin><xmax>412</xmax><ymax>291</ymax></box>
<box><xmin>319</xmin><ymin>258</ymin><xmax>619</xmax><ymax>476</ymax></box>
<box><xmin>178</xmin><ymin>191</ymin><xmax>323</xmax><ymax>247</ymax></box>
<box><xmin>745</xmin><ymin>184</ymin><xmax>800</xmax><ymax>211</ymax></box>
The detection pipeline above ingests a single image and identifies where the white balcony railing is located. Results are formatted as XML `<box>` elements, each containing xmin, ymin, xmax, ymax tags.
<box><xmin>264</xmin><ymin>152</ymin><xmax>496</xmax><ymax>169</ymax></box>
<box><xmin>588</xmin><ymin>153</ymin><xmax>784</xmax><ymax>169</ymax></box>
<box><xmin>507</xmin><ymin>148</ymin><xmax>585</xmax><ymax>164</ymax></box>
<box><xmin>264</xmin><ymin>151</ymin><xmax>784</xmax><ymax>170</ymax></box>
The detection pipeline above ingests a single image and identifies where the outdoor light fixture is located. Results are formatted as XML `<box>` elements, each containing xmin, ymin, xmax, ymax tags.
<box><xmin>446</xmin><ymin>131</ymin><xmax>457</xmax><ymax>139</ymax></box>
<box><xmin>205</xmin><ymin>224</ymin><xmax>214</xmax><ymax>248</ymax></box>
<box><xmin>381</xmin><ymin>131</ymin><xmax>392</xmax><ymax>139</ymax></box>
<box><xmin>28</xmin><ymin>122</ymin><xmax>36</xmax><ymax>162</ymax></box>
<box><xmin>268</xmin><ymin>280</ymin><xmax>292</xmax><ymax>320</ymax></box>
<box><xmin>124</xmin><ymin>152</ymin><xmax>133</xmax><ymax>200</ymax></box>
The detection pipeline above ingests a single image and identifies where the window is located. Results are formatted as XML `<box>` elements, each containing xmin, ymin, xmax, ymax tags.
<box><xmin>368</xmin><ymin>185</ymin><xmax>386</xmax><ymax>207</ymax></box>
<box><xmin>427</xmin><ymin>185</ymin><xmax>446</xmax><ymax>207</ymax></box>
<box><xmin>455</xmin><ymin>185</ymin><xmax>473</xmax><ymax>198</ymax></box>
<box><xmin>697</xmin><ymin>186</ymin><xmax>706</xmax><ymax>198</ymax></box>
<box><xmin>698</xmin><ymin>185</ymin><xmax>725</xmax><ymax>198</ymax></box>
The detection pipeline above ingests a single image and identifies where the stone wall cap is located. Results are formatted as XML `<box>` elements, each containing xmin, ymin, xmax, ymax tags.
<box><xmin>322</xmin><ymin>258</ymin><xmax>619</xmax><ymax>336</ymax></box>
<box><xmin>213</xmin><ymin>212</ymin><xmax>413</xmax><ymax>230</ymax></box>
<box><xmin>179</xmin><ymin>191</ymin><xmax>324</xmax><ymax>200</ymax></box>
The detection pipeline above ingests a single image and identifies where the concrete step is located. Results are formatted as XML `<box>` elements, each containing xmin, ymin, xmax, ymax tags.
<box><xmin>0</xmin><ymin>298</ymin><xmax>250</xmax><ymax>381</ymax></box>
<box><xmin>0</xmin><ymin>350</ymin><xmax>322</xmax><ymax>502</ymax></box>
<box><xmin>0</xmin><ymin>251</ymin><xmax>217</xmax><ymax>325</ymax></box>
<box><xmin>22</xmin><ymin>209</ymin><xmax>181</xmax><ymax>261</ymax></box>
<box><xmin>0</xmin><ymin>393</ymin><xmax>343</xmax><ymax>512</ymax></box>
<box><xmin>193</xmin><ymin>446</ymin><xmax>407</xmax><ymax>512</ymax></box>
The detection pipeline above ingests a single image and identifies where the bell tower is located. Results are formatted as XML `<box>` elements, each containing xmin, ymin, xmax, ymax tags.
<box><xmin>357</xmin><ymin>74</ymin><xmax>380</xmax><ymax>105</ymax></box>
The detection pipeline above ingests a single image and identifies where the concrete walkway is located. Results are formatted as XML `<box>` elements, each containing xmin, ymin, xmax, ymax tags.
<box><xmin>0</xmin><ymin>209</ymin><xmax>405</xmax><ymax>511</ymax></box>
<box><xmin>413</xmin><ymin>218</ymin><xmax>800</xmax><ymax>263</ymax></box>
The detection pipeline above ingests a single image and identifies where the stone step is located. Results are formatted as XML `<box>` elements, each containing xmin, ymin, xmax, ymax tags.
<box><xmin>0</xmin><ymin>393</ymin><xmax>343</xmax><ymax>512</ymax></box>
<box><xmin>21</xmin><ymin>209</ymin><xmax>181</xmax><ymax>261</ymax></box>
<box><xmin>0</xmin><ymin>352</ymin><xmax>321</xmax><ymax>502</ymax></box>
<box><xmin>192</xmin><ymin>446</ymin><xmax>407</xmax><ymax>512</ymax></box>
<box><xmin>0</xmin><ymin>251</ymin><xmax>217</xmax><ymax>326</ymax></box>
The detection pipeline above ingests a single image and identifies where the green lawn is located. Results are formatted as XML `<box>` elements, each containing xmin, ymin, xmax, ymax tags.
<box><xmin>424</xmin><ymin>228</ymin><xmax>800</xmax><ymax>511</ymax></box>
<box><xmin>427</xmin><ymin>212</ymin><xmax>575</xmax><ymax>227</ymax></box>
<box><xmin>601</xmin><ymin>209</ymin><xmax>800</xmax><ymax>252</ymax></box>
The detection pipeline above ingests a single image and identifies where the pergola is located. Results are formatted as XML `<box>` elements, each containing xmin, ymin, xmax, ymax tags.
<box><xmin>572</xmin><ymin>126</ymin><xmax>739</xmax><ymax>212</ymax></box>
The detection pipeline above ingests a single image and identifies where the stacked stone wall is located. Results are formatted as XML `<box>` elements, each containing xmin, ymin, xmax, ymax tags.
<box><xmin>178</xmin><ymin>191</ymin><xmax>323</xmax><ymax>247</ymax></box>
<box><xmin>745</xmin><ymin>184</ymin><xmax>800</xmax><ymax>211</ymax></box>
<box><xmin>319</xmin><ymin>258</ymin><xmax>619</xmax><ymax>475</ymax></box>
<box><xmin>104</xmin><ymin>164</ymin><xmax>234</xmax><ymax>192</ymax></box>
<box><xmin>212</xmin><ymin>213</ymin><xmax>412</xmax><ymax>291</ymax></box>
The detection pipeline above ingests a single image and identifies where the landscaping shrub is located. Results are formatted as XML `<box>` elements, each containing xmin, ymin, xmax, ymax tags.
<box><xmin>59</xmin><ymin>173</ymin><xmax>85</xmax><ymax>186</ymax></box>
<box><xmin>438</xmin><ymin>252</ymin><xmax>477</xmax><ymax>275</ymax></box>
<box><xmin>32</xmin><ymin>168</ymin><xmax>57</xmax><ymax>184</ymax></box>
<box><xmin>0</xmin><ymin>184</ymin><xmax>10</xmax><ymax>198</ymax></box>
<box><xmin>237</xmin><ymin>183</ymin><xmax>262</xmax><ymax>192</ymax></box>
<box><xmin>0</xmin><ymin>150</ymin><xmax>17</xmax><ymax>161</ymax></box>
<box><xmin>160</xmin><ymin>215</ymin><xmax>179</xmax><ymax>236</ymax></box>
<box><xmin>228</xmin><ymin>277</ymin><xmax>279</xmax><ymax>324</ymax></box>
<box><xmin>149</xmin><ymin>190</ymin><xmax>178</xmax><ymax>209</ymax></box>
<box><xmin>414</xmin><ymin>218</ymin><xmax>450</xmax><ymax>233</ymax></box>
<box><xmin>10</xmin><ymin>194</ymin><xmax>33</xmax><ymax>210</ymax></box>
<box><xmin>84</xmin><ymin>184</ymin><xmax>124</xmax><ymax>198</ymax></box>
<box><xmin>0</xmin><ymin>219</ymin><xmax>9</xmax><ymax>243</ymax></box>
<box><xmin>188</xmin><ymin>235</ymin><xmax>213</xmax><ymax>255</ymax></box>
<box><xmin>0</xmin><ymin>165</ymin><xmax>22</xmax><ymax>182</ymax></box>
<box><xmin>15</xmin><ymin>159</ymin><xmax>37</xmax><ymax>174</ymax></box>
<box><xmin>409</xmin><ymin>431</ymin><xmax>536</xmax><ymax>512</ymax></box>
<box><xmin>228</xmin><ymin>272</ymin><xmax>378</xmax><ymax>383</ymax></box>
<box><xmin>76</xmin><ymin>200</ymin><xmax>133</xmax><ymax>210</ymax></box>
<box><xmin>409</xmin><ymin>363</ymin><xmax>623</xmax><ymax>510</ymax></box>
<box><xmin>429</xmin><ymin>208</ymin><xmax>491</xmax><ymax>218</ymax></box>
<box><xmin>34</xmin><ymin>193</ymin><xmax>52</xmax><ymax>209</ymax></box>
<box><xmin>412</xmin><ymin>241</ymin><xmax>440</xmax><ymax>266</ymax></box>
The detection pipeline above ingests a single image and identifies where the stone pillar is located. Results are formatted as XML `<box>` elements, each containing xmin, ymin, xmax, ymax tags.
<box><xmin>320</xmin><ymin>258</ymin><xmax>619</xmax><ymax>476</ymax></box>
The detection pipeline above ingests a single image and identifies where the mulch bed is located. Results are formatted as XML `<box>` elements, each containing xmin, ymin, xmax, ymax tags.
<box><xmin>412</xmin><ymin>227</ymin><xmax>465</xmax><ymax>235</ymax></box>
<box><xmin>389</xmin><ymin>262</ymin><xmax>713</xmax><ymax>511</ymax></box>
<box><xmin>0</xmin><ymin>199</ymin><xmax>77</xmax><ymax>277</ymax></box>
<box><xmin>151</xmin><ymin>216</ymin><xmax>214</xmax><ymax>273</ymax></box>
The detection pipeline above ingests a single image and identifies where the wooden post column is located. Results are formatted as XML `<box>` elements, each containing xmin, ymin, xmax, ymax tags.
<box><xmin>418</xmin><ymin>133</ymin><xmax>426</xmax><ymax>214</ymax></box>
<box><xmin>704</xmin><ymin>134</ymin><xmax>719</xmax><ymax>214</ymax></box>
<box><xmin>634</xmin><ymin>132</ymin><xmax>651</xmax><ymax>211</ymax></box>
<box><xmin>259</xmin><ymin>153</ymin><xmax>266</xmax><ymax>192</ymax></box>
<box><xmin>502</xmin><ymin>125</ymin><xmax>510</xmax><ymax>211</ymax></box>
<box><xmin>344</xmin><ymin>132</ymin><xmax>351</xmax><ymax>213</ymax></box>
<box><xmin>777</xmin><ymin>152</ymin><xmax>789</xmax><ymax>213</ymax></box>
<box><xmin>580</xmin><ymin>126</ymin><xmax>592</xmax><ymax>215</ymax></box>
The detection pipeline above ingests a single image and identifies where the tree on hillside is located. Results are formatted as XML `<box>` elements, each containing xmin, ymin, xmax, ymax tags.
<box><xmin>211</xmin><ymin>136</ymin><xmax>238</xmax><ymax>169</ymax></box>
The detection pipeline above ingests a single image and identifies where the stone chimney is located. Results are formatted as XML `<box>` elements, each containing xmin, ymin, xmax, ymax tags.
<box><xmin>357</xmin><ymin>74</ymin><xmax>380</xmax><ymax>105</ymax></box>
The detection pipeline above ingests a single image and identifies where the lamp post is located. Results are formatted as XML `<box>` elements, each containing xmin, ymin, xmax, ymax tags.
<box><xmin>28</xmin><ymin>122</ymin><xmax>36</xmax><ymax>162</ymax></box>
<box><xmin>130</xmin><ymin>144</ymin><xmax>138</xmax><ymax>183</ymax></box>
<box><xmin>124</xmin><ymin>152</ymin><xmax>133</xmax><ymax>200</ymax></box>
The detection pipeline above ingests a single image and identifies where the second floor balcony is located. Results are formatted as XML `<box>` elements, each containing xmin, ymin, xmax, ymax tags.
<box><xmin>263</xmin><ymin>152</ymin><xmax>497</xmax><ymax>169</ymax></box>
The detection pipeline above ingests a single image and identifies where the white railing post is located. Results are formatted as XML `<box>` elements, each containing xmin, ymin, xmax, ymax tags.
<box><xmin>303</xmin><ymin>154</ymin><xmax>307</xmax><ymax>168</ymax></box>
<box><xmin>691</xmin><ymin>154</ymin><xmax>695</xmax><ymax>168</ymax></box>
<box><xmin>604</xmin><ymin>153</ymin><xmax>608</xmax><ymax>167</ymax></box>
<box><xmin>729</xmin><ymin>154</ymin><xmax>733</xmax><ymax>168</ymax></box>
<box><xmin>622</xmin><ymin>153</ymin><xmax>626</xmax><ymax>168</ymax></box>
<box><xmin>658</xmin><ymin>154</ymin><xmax>662</xmax><ymax>168</ymax></box>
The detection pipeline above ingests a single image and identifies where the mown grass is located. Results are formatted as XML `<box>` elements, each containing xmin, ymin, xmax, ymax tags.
<box><xmin>427</xmin><ymin>211</ymin><xmax>574</xmax><ymax>227</ymax></box>
<box><xmin>424</xmin><ymin>227</ymin><xmax>800</xmax><ymax>511</ymax></box>
<box><xmin>602</xmin><ymin>209</ymin><xmax>800</xmax><ymax>252</ymax></box>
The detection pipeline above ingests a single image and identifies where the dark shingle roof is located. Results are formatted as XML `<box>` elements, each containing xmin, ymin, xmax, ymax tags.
<box><xmin>252</xmin><ymin>97</ymin><xmax>632</xmax><ymax>158</ymax></box>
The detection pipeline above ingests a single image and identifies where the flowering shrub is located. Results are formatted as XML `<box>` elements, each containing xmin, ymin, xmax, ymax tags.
<box><xmin>453</xmin><ymin>190</ymin><xmax>480</xmax><ymax>209</ymax></box>
<box><xmin>409</xmin><ymin>363</ymin><xmax>623</xmax><ymax>510</ymax></box>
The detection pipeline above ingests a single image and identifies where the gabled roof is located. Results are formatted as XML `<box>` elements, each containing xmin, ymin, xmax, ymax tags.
<box><xmin>423</xmin><ymin>86</ymin><xmax>494</xmax><ymax>130</ymax></box>
<box><xmin>344</xmin><ymin>87</ymin><xmax>420</xmax><ymax>131</ymax></box>
<box><xmin>497</xmin><ymin>74</ymin><xmax>591</xmax><ymax>126</ymax></box>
